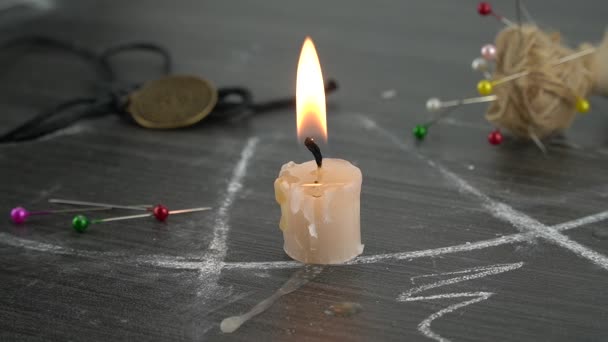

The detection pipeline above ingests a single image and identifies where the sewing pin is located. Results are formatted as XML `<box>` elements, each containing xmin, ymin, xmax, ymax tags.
<box><xmin>71</xmin><ymin>205</ymin><xmax>212</xmax><ymax>232</ymax></box>
<box><xmin>528</xmin><ymin>128</ymin><xmax>546</xmax><ymax>154</ymax></box>
<box><xmin>415</xmin><ymin>95</ymin><xmax>498</xmax><ymax>141</ymax></box>
<box><xmin>477</xmin><ymin>2</ymin><xmax>515</xmax><ymax>26</ymax></box>
<box><xmin>477</xmin><ymin>48</ymin><xmax>596</xmax><ymax>112</ymax></box>
<box><xmin>426</xmin><ymin>95</ymin><xmax>497</xmax><ymax>113</ymax></box>
<box><xmin>48</xmin><ymin>199</ymin><xmax>150</xmax><ymax>211</ymax></box>
<box><xmin>472</xmin><ymin>57</ymin><xmax>492</xmax><ymax>79</ymax></box>
<box><xmin>519</xmin><ymin>0</ymin><xmax>535</xmax><ymax>25</ymax></box>
<box><xmin>488</xmin><ymin>129</ymin><xmax>503</xmax><ymax>146</ymax></box>
<box><xmin>576</xmin><ymin>98</ymin><xmax>590</xmax><ymax>113</ymax></box>
<box><xmin>10</xmin><ymin>206</ymin><xmax>111</xmax><ymax>224</ymax></box>
<box><xmin>489</xmin><ymin>48</ymin><xmax>596</xmax><ymax>88</ymax></box>
<box><xmin>480</xmin><ymin>44</ymin><xmax>497</xmax><ymax>61</ymax></box>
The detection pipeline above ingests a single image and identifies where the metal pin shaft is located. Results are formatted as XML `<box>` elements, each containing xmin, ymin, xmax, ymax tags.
<box><xmin>492</xmin><ymin>48</ymin><xmax>596</xmax><ymax>86</ymax></box>
<box><xmin>29</xmin><ymin>206</ymin><xmax>111</xmax><ymax>215</ymax></box>
<box><xmin>49</xmin><ymin>199</ymin><xmax>150</xmax><ymax>211</ymax></box>
<box><xmin>91</xmin><ymin>207</ymin><xmax>212</xmax><ymax>224</ymax></box>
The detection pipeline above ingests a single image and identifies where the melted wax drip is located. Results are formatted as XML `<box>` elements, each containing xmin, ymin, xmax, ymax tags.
<box><xmin>220</xmin><ymin>265</ymin><xmax>324</xmax><ymax>333</ymax></box>
<box><xmin>324</xmin><ymin>302</ymin><xmax>363</xmax><ymax>317</ymax></box>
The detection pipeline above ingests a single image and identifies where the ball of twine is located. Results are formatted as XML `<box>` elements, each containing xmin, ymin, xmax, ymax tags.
<box><xmin>486</xmin><ymin>25</ymin><xmax>596</xmax><ymax>139</ymax></box>
<box><xmin>594</xmin><ymin>32</ymin><xmax>608</xmax><ymax>96</ymax></box>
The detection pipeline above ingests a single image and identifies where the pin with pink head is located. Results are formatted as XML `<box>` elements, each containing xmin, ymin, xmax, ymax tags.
<box><xmin>481</xmin><ymin>44</ymin><xmax>497</xmax><ymax>61</ymax></box>
<box><xmin>9</xmin><ymin>205</ymin><xmax>111</xmax><ymax>224</ymax></box>
<box><xmin>10</xmin><ymin>207</ymin><xmax>29</xmax><ymax>224</ymax></box>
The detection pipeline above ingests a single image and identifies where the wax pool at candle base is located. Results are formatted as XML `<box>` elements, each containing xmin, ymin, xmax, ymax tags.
<box><xmin>274</xmin><ymin>158</ymin><xmax>363</xmax><ymax>264</ymax></box>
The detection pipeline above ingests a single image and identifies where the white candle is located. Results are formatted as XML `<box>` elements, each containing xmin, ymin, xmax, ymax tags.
<box><xmin>274</xmin><ymin>158</ymin><xmax>363</xmax><ymax>264</ymax></box>
<box><xmin>273</xmin><ymin>36</ymin><xmax>364</xmax><ymax>264</ymax></box>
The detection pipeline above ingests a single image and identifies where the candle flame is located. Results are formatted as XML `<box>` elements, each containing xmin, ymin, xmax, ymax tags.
<box><xmin>296</xmin><ymin>37</ymin><xmax>327</xmax><ymax>142</ymax></box>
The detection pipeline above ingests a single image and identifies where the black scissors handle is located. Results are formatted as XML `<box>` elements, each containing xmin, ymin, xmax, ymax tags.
<box><xmin>213</xmin><ymin>79</ymin><xmax>338</xmax><ymax>117</ymax></box>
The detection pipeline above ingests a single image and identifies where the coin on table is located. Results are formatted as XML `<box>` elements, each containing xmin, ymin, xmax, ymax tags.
<box><xmin>127</xmin><ymin>75</ymin><xmax>218</xmax><ymax>129</ymax></box>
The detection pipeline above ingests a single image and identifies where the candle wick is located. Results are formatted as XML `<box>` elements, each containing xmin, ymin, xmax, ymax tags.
<box><xmin>304</xmin><ymin>137</ymin><xmax>323</xmax><ymax>168</ymax></box>
<box><xmin>314</xmin><ymin>167</ymin><xmax>322</xmax><ymax>184</ymax></box>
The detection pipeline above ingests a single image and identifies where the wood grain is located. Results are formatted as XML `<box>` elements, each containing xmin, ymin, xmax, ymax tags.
<box><xmin>1</xmin><ymin>0</ymin><xmax>608</xmax><ymax>341</ymax></box>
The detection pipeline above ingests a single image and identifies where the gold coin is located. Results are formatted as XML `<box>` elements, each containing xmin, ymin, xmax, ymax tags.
<box><xmin>127</xmin><ymin>75</ymin><xmax>218</xmax><ymax>129</ymax></box>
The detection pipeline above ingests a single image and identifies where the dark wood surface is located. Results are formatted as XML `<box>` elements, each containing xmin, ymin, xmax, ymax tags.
<box><xmin>1</xmin><ymin>0</ymin><xmax>608</xmax><ymax>341</ymax></box>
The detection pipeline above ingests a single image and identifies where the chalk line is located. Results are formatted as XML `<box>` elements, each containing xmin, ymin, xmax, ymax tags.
<box><xmin>153</xmin><ymin>206</ymin><xmax>608</xmax><ymax>269</ymax></box>
<box><xmin>399</xmin><ymin>262</ymin><xmax>524</xmax><ymax>301</ymax></box>
<box><xmin>0</xmin><ymin>233</ymin><xmax>78</xmax><ymax>256</ymax></box>
<box><xmin>174</xmin><ymin>136</ymin><xmax>259</xmax><ymax>340</ymax></box>
<box><xmin>2</xmin><ymin>115</ymin><xmax>607</xmax><ymax>274</ymax></box>
<box><xmin>197</xmin><ymin>136</ymin><xmax>259</xmax><ymax>297</ymax></box>
<box><xmin>208</xmin><ymin>136</ymin><xmax>260</xmax><ymax>262</ymax></box>
<box><xmin>2</xmin><ymin>119</ymin><xmax>608</xmax><ymax>272</ymax></box>
<box><xmin>429</xmin><ymin>159</ymin><xmax>608</xmax><ymax>271</ymax></box>
<box><xmin>3</xmin><ymin>209</ymin><xmax>608</xmax><ymax>271</ymax></box>
<box><xmin>357</xmin><ymin>114</ymin><xmax>608</xmax><ymax>271</ymax></box>
<box><xmin>0</xmin><ymin>232</ymin><xmax>212</xmax><ymax>269</ymax></box>
<box><xmin>0</xmin><ymin>138</ymin><xmax>262</xmax><ymax>279</ymax></box>
<box><xmin>398</xmin><ymin>262</ymin><xmax>524</xmax><ymax>342</ymax></box>
<box><xmin>223</xmin><ymin>208</ymin><xmax>608</xmax><ymax>269</ymax></box>
<box><xmin>553</xmin><ymin>210</ymin><xmax>608</xmax><ymax>231</ymax></box>
<box><xmin>224</xmin><ymin>234</ymin><xmax>527</xmax><ymax>270</ymax></box>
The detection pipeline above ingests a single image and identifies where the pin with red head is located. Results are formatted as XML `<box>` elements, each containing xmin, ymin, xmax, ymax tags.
<box><xmin>71</xmin><ymin>205</ymin><xmax>212</xmax><ymax>232</ymax></box>
<box><xmin>477</xmin><ymin>2</ymin><xmax>514</xmax><ymax>26</ymax></box>
<box><xmin>152</xmin><ymin>204</ymin><xmax>170</xmax><ymax>221</ymax></box>
<box><xmin>488</xmin><ymin>129</ymin><xmax>503</xmax><ymax>145</ymax></box>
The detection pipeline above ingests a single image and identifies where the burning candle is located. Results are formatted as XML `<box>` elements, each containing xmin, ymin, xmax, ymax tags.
<box><xmin>274</xmin><ymin>37</ymin><xmax>363</xmax><ymax>264</ymax></box>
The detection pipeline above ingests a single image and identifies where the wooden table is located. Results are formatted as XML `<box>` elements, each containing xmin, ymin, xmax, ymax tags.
<box><xmin>1</xmin><ymin>0</ymin><xmax>607</xmax><ymax>340</ymax></box>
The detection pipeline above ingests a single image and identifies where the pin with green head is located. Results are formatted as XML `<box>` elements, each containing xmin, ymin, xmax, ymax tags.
<box><xmin>413</xmin><ymin>124</ymin><xmax>428</xmax><ymax>140</ymax></box>
<box><xmin>72</xmin><ymin>215</ymin><xmax>90</xmax><ymax>233</ymax></box>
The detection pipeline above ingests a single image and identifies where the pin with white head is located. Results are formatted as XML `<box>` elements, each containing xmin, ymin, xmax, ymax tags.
<box><xmin>472</xmin><ymin>43</ymin><xmax>497</xmax><ymax>80</ymax></box>
<box><xmin>472</xmin><ymin>57</ymin><xmax>492</xmax><ymax>79</ymax></box>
